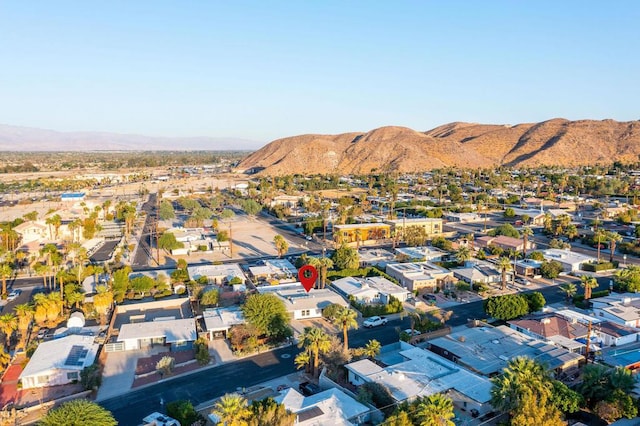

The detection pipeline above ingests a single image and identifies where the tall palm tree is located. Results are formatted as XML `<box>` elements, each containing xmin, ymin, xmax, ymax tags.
<box><xmin>581</xmin><ymin>275</ymin><xmax>598</xmax><ymax>300</ymax></box>
<box><xmin>0</xmin><ymin>313</ymin><xmax>18</xmax><ymax>348</ymax></box>
<box><xmin>0</xmin><ymin>263</ymin><xmax>13</xmax><ymax>297</ymax></box>
<box><xmin>331</xmin><ymin>306</ymin><xmax>358</xmax><ymax>352</ymax></box>
<box><xmin>93</xmin><ymin>285</ymin><xmax>114</xmax><ymax>326</ymax></box>
<box><xmin>13</xmin><ymin>303</ymin><xmax>34</xmax><ymax>346</ymax></box>
<box><xmin>416</xmin><ymin>394</ymin><xmax>455</xmax><ymax>426</ymax></box>
<box><xmin>607</xmin><ymin>231</ymin><xmax>622</xmax><ymax>264</ymax></box>
<box><xmin>521</xmin><ymin>226</ymin><xmax>533</xmax><ymax>258</ymax></box>
<box><xmin>594</xmin><ymin>229</ymin><xmax>606</xmax><ymax>263</ymax></box>
<box><xmin>308</xmin><ymin>257</ymin><xmax>333</xmax><ymax>289</ymax></box>
<box><xmin>0</xmin><ymin>346</ymin><xmax>10</xmax><ymax>371</ymax></box>
<box><xmin>211</xmin><ymin>393</ymin><xmax>250</xmax><ymax>426</ymax></box>
<box><xmin>297</xmin><ymin>327</ymin><xmax>331</xmax><ymax>378</ymax></box>
<box><xmin>558</xmin><ymin>282</ymin><xmax>577</xmax><ymax>302</ymax></box>
<box><xmin>496</xmin><ymin>256</ymin><xmax>512</xmax><ymax>290</ymax></box>
<box><xmin>362</xmin><ymin>339</ymin><xmax>381</xmax><ymax>359</ymax></box>
<box><xmin>50</xmin><ymin>214</ymin><xmax>62</xmax><ymax>239</ymax></box>
<box><xmin>455</xmin><ymin>246</ymin><xmax>471</xmax><ymax>265</ymax></box>
<box><xmin>33</xmin><ymin>293</ymin><xmax>50</xmax><ymax>326</ymax></box>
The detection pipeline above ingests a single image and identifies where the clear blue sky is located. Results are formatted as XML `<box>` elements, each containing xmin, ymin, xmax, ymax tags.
<box><xmin>1</xmin><ymin>1</ymin><xmax>638</xmax><ymax>144</ymax></box>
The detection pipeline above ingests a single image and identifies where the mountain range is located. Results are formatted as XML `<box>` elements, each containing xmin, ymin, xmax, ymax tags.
<box><xmin>238</xmin><ymin>118</ymin><xmax>640</xmax><ymax>175</ymax></box>
<box><xmin>0</xmin><ymin>124</ymin><xmax>261</xmax><ymax>151</ymax></box>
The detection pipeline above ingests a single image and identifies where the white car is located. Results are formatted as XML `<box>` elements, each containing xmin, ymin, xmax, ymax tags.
<box><xmin>363</xmin><ymin>316</ymin><xmax>388</xmax><ymax>328</ymax></box>
<box><xmin>7</xmin><ymin>289</ymin><xmax>21</xmax><ymax>301</ymax></box>
<box><xmin>403</xmin><ymin>329</ymin><xmax>421</xmax><ymax>336</ymax></box>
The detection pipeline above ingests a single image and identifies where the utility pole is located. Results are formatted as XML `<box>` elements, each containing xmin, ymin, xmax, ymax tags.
<box><xmin>229</xmin><ymin>224</ymin><xmax>233</xmax><ymax>257</ymax></box>
<box><xmin>585</xmin><ymin>321</ymin><xmax>592</xmax><ymax>363</ymax></box>
<box><xmin>155</xmin><ymin>193</ymin><xmax>160</xmax><ymax>265</ymax></box>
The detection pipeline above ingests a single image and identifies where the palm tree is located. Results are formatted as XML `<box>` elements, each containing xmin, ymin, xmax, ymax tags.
<box><xmin>521</xmin><ymin>226</ymin><xmax>533</xmax><ymax>258</ymax></box>
<box><xmin>33</xmin><ymin>293</ymin><xmax>49</xmax><ymax>326</ymax></box>
<box><xmin>581</xmin><ymin>275</ymin><xmax>598</xmax><ymax>300</ymax></box>
<box><xmin>416</xmin><ymin>394</ymin><xmax>455</xmax><ymax>426</ymax></box>
<box><xmin>0</xmin><ymin>263</ymin><xmax>13</xmax><ymax>297</ymax></box>
<box><xmin>496</xmin><ymin>256</ymin><xmax>512</xmax><ymax>290</ymax></box>
<box><xmin>13</xmin><ymin>303</ymin><xmax>34</xmax><ymax>346</ymax></box>
<box><xmin>273</xmin><ymin>234</ymin><xmax>288</xmax><ymax>258</ymax></box>
<box><xmin>308</xmin><ymin>257</ymin><xmax>333</xmax><ymax>289</ymax></box>
<box><xmin>409</xmin><ymin>311</ymin><xmax>423</xmax><ymax>336</ymax></box>
<box><xmin>558</xmin><ymin>282</ymin><xmax>577</xmax><ymax>302</ymax></box>
<box><xmin>294</xmin><ymin>351</ymin><xmax>311</xmax><ymax>373</ymax></box>
<box><xmin>607</xmin><ymin>231</ymin><xmax>622</xmax><ymax>264</ymax></box>
<box><xmin>331</xmin><ymin>306</ymin><xmax>358</xmax><ymax>352</ymax></box>
<box><xmin>431</xmin><ymin>310</ymin><xmax>453</xmax><ymax>325</ymax></box>
<box><xmin>0</xmin><ymin>313</ymin><xmax>18</xmax><ymax>348</ymax></box>
<box><xmin>355</xmin><ymin>229</ymin><xmax>362</xmax><ymax>249</ymax></box>
<box><xmin>50</xmin><ymin>214</ymin><xmax>62</xmax><ymax>239</ymax></box>
<box><xmin>455</xmin><ymin>246</ymin><xmax>471</xmax><ymax>265</ymax></box>
<box><xmin>297</xmin><ymin>327</ymin><xmax>331</xmax><ymax>378</ymax></box>
<box><xmin>93</xmin><ymin>285</ymin><xmax>114</xmax><ymax>326</ymax></box>
<box><xmin>211</xmin><ymin>393</ymin><xmax>250</xmax><ymax>426</ymax></box>
<box><xmin>362</xmin><ymin>339</ymin><xmax>381</xmax><ymax>359</ymax></box>
<box><xmin>0</xmin><ymin>346</ymin><xmax>10</xmax><ymax>372</ymax></box>
<box><xmin>594</xmin><ymin>229</ymin><xmax>606</xmax><ymax>263</ymax></box>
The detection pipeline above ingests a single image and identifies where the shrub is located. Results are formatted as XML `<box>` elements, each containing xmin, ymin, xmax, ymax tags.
<box><xmin>351</xmin><ymin>296</ymin><xmax>404</xmax><ymax>317</ymax></box>
<box><xmin>582</xmin><ymin>262</ymin><xmax>615</xmax><ymax>272</ymax></box>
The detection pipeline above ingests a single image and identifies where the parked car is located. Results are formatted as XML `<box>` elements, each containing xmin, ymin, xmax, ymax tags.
<box><xmin>363</xmin><ymin>316</ymin><xmax>388</xmax><ymax>328</ymax></box>
<box><xmin>36</xmin><ymin>328</ymin><xmax>49</xmax><ymax>340</ymax></box>
<box><xmin>515</xmin><ymin>277</ymin><xmax>530</xmax><ymax>286</ymax></box>
<box><xmin>403</xmin><ymin>329</ymin><xmax>421</xmax><ymax>336</ymax></box>
<box><xmin>422</xmin><ymin>293</ymin><xmax>437</xmax><ymax>301</ymax></box>
<box><xmin>7</xmin><ymin>289</ymin><xmax>21</xmax><ymax>301</ymax></box>
<box><xmin>298</xmin><ymin>382</ymin><xmax>321</xmax><ymax>396</ymax></box>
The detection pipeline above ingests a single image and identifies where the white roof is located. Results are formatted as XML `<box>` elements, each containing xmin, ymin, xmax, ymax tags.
<box><xmin>249</xmin><ymin>259</ymin><xmax>297</xmax><ymax>277</ymax></box>
<box><xmin>118</xmin><ymin>318</ymin><xmax>197</xmax><ymax>343</ymax></box>
<box><xmin>203</xmin><ymin>307</ymin><xmax>245</xmax><ymax>332</ymax></box>
<box><xmin>543</xmin><ymin>249</ymin><xmax>595</xmax><ymax>265</ymax></box>
<box><xmin>275</xmin><ymin>388</ymin><xmax>369</xmax><ymax>426</ymax></box>
<box><xmin>258</xmin><ymin>284</ymin><xmax>348</xmax><ymax>312</ymax></box>
<box><xmin>332</xmin><ymin>276</ymin><xmax>408</xmax><ymax>298</ymax></box>
<box><xmin>345</xmin><ymin>347</ymin><xmax>492</xmax><ymax>404</ymax></box>
<box><xmin>394</xmin><ymin>246</ymin><xmax>446</xmax><ymax>260</ymax></box>
<box><xmin>20</xmin><ymin>335</ymin><xmax>99</xmax><ymax>379</ymax></box>
<box><xmin>386</xmin><ymin>262</ymin><xmax>450</xmax><ymax>277</ymax></box>
<box><xmin>187</xmin><ymin>264</ymin><xmax>245</xmax><ymax>281</ymax></box>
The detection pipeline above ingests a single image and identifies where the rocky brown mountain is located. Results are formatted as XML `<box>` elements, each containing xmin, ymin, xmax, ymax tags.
<box><xmin>238</xmin><ymin>118</ymin><xmax>640</xmax><ymax>175</ymax></box>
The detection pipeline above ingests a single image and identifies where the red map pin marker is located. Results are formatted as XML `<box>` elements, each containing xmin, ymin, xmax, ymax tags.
<box><xmin>298</xmin><ymin>265</ymin><xmax>318</xmax><ymax>293</ymax></box>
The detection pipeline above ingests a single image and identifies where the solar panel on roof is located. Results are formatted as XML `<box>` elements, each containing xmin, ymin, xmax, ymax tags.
<box><xmin>296</xmin><ymin>406</ymin><xmax>324</xmax><ymax>422</ymax></box>
<box><xmin>64</xmin><ymin>345</ymin><xmax>88</xmax><ymax>367</ymax></box>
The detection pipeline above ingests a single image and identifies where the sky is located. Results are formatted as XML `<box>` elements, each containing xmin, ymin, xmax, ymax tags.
<box><xmin>1</xmin><ymin>1</ymin><xmax>639</xmax><ymax>145</ymax></box>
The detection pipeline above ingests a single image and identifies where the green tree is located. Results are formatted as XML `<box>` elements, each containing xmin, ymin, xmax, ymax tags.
<box><xmin>242</xmin><ymin>293</ymin><xmax>291</xmax><ymax>340</ymax></box>
<box><xmin>156</xmin><ymin>355</ymin><xmax>175</xmax><ymax>377</ymax></box>
<box><xmin>416</xmin><ymin>394</ymin><xmax>455</xmax><ymax>426</ymax></box>
<box><xmin>158</xmin><ymin>200</ymin><xmax>176</xmax><ymax>220</ymax></box>
<box><xmin>404</xmin><ymin>225</ymin><xmax>428</xmax><ymax>246</ymax></box>
<box><xmin>490</xmin><ymin>223</ymin><xmax>520</xmax><ymax>238</ymax></box>
<box><xmin>80</xmin><ymin>364</ymin><xmax>102</xmax><ymax>391</ymax></box>
<box><xmin>491</xmin><ymin>357</ymin><xmax>564</xmax><ymax>426</ymax></box>
<box><xmin>550</xmin><ymin>380</ymin><xmax>583</xmax><ymax>414</ymax></box>
<box><xmin>484</xmin><ymin>294</ymin><xmax>529</xmax><ymax>320</ymax></box>
<box><xmin>240</xmin><ymin>199</ymin><xmax>262</xmax><ymax>216</ymax></box>
<box><xmin>362</xmin><ymin>339</ymin><xmax>381</xmax><ymax>359</ymax></box>
<box><xmin>200</xmin><ymin>288</ymin><xmax>220</xmax><ymax>306</ymax></box>
<box><xmin>93</xmin><ymin>285</ymin><xmax>114</xmax><ymax>326</ymax></box>
<box><xmin>615</xmin><ymin>265</ymin><xmax>640</xmax><ymax>292</ymax></box>
<box><xmin>38</xmin><ymin>400</ymin><xmax>117</xmax><ymax>426</ymax></box>
<box><xmin>332</xmin><ymin>244</ymin><xmax>359</xmax><ymax>270</ymax></box>
<box><xmin>194</xmin><ymin>337</ymin><xmax>211</xmax><ymax>365</ymax></box>
<box><xmin>384</xmin><ymin>410</ymin><xmax>413</xmax><ymax>426</ymax></box>
<box><xmin>455</xmin><ymin>246</ymin><xmax>471</xmax><ymax>265</ymax></box>
<box><xmin>211</xmin><ymin>393</ymin><xmax>251</xmax><ymax>426</ymax></box>
<box><xmin>558</xmin><ymin>282</ymin><xmax>577</xmax><ymax>302</ymax></box>
<box><xmin>540</xmin><ymin>260</ymin><xmax>563</xmax><ymax>279</ymax></box>
<box><xmin>167</xmin><ymin>400</ymin><xmax>205</xmax><ymax>426</ymax></box>
<box><xmin>130</xmin><ymin>275</ymin><xmax>155</xmax><ymax>297</ymax></box>
<box><xmin>221</xmin><ymin>209</ymin><xmax>235</xmax><ymax>220</ymax></box>
<box><xmin>607</xmin><ymin>231</ymin><xmax>623</xmax><ymax>264</ymax></box>
<box><xmin>504</xmin><ymin>207</ymin><xmax>515</xmax><ymax>218</ymax></box>
<box><xmin>247</xmin><ymin>397</ymin><xmax>296</xmax><ymax>426</ymax></box>
<box><xmin>331</xmin><ymin>306</ymin><xmax>358</xmax><ymax>352</ymax></box>
<box><xmin>13</xmin><ymin>303</ymin><xmax>34</xmax><ymax>346</ymax></box>
<box><xmin>0</xmin><ymin>263</ymin><xmax>13</xmax><ymax>297</ymax></box>
<box><xmin>297</xmin><ymin>326</ymin><xmax>331</xmax><ymax>378</ymax></box>
<box><xmin>158</xmin><ymin>232</ymin><xmax>184</xmax><ymax>252</ymax></box>
<box><xmin>525</xmin><ymin>292</ymin><xmax>546</xmax><ymax>312</ymax></box>
<box><xmin>273</xmin><ymin>234</ymin><xmax>289</xmax><ymax>258</ymax></box>
<box><xmin>521</xmin><ymin>226</ymin><xmax>533</xmax><ymax>258</ymax></box>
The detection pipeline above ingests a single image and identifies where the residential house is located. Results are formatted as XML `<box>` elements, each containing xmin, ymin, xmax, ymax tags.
<box><xmin>475</xmin><ymin>235</ymin><xmax>534</xmax><ymax>253</ymax></box>
<box><xmin>514</xmin><ymin>259</ymin><xmax>543</xmax><ymax>278</ymax></box>
<box><xmin>385</xmin><ymin>262</ymin><xmax>453</xmax><ymax>292</ymax></box>
<box><xmin>357</xmin><ymin>248</ymin><xmax>396</xmax><ymax>268</ymax></box>
<box><xmin>509</xmin><ymin>313</ymin><xmax>588</xmax><ymax>354</ymax></box>
<box><xmin>13</xmin><ymin>221</ymin><xmax>48</xmax><ymax>244</ymax></box>
<box><xmin>427</xmin><ymin>325</ymin><xmax>584</xmax><ymax>377</ymax></box>
<box><xmin>202</xmin><ymin>307</ymin><xmax>245</xmax><ymax>340</ymax></box>
<box><xmin>591</xmin><ymin>293</ymin><xmax>640</xmax><ymax>328</ymax></box>
<box><xmin>187</xmin><ymin>264</ymin><xmax>247</xmax><ymax>285</ymax></box>
<box><xmin>511</xmin><ymin>208</ymin><xmax>546</xmax><ymax>226</ymax></box>
<box><xmin>248</xmin><ymin>259</ymin><xmax>297</xmax><ymax>282</ymax></box>
<box><xmin>452</xmin><ymin>260</ymin><xmax>502</xmax><ymax>285</ymax></box>
<box><xmin>19</xmin><ymin>335</ymin><xmax>99</xmax><ymax>389</ymax></box>
<box><xmin>443</xmin><ymin>212</ymin><xmax>483</xmax><ymax>223</ymax></box>
<box><xmin>345</xmin><ymin>343</ymin><xmax>492</xmax><ymax>416</ymax></box>
<box><xmin>394</xmin><ymin>246</ymin><xmax>447</xmax><ymax>262</ymax></box>
<box><xmin>117</xmin><ymin>317</ymin><xmax>197</xmax><ymax>351</ymax></box>
<box><xmin>543</xmin><ymin>249</ymin><xmax>596</xmax><ymax>273</ymax></box>
<box><xmin>275</xmin><ymin>387</ymin><xmax>371</xmax><ymax>425</ymax></box>
<box><xmin>593</xmin><ymin>321</ymin><xmax>640</xmax><ymax>348</ymax></box>
<box><xmin>331</xmin><ymin>276</ymin><xmax>410</xmax><ymax>304</ymax></box>
<box><xmin>257</xmin><ymin>283</ymin><xmax>348</xmax><ymax>320</ymax></box>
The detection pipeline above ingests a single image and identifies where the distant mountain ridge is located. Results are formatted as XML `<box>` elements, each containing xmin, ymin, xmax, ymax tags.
<box><xmin>0</xmin><ymin>124</ymin><xmax>261</xmax><ymax>151</ymax></box>
<box><xmin>238</xmin><ymin>118</ymin><xmax>640</xmax><ymax>175</ymax></box>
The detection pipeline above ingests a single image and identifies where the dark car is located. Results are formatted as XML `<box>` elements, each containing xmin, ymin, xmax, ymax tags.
<box><xmin>298</xmin><ymin>382</ymin><xmax>321</xmax><ymax>396</ymax></box>
<box><xmin>422</xmin><ymin>294</ymin><xmax>437</xmax><ymax>301</ymax></box>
